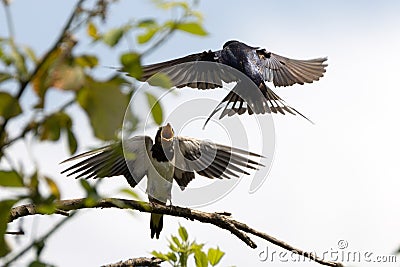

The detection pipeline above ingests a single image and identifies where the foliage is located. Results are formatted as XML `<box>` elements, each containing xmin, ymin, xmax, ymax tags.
<box><xmin>152</xmin><ymin>225</ymin><xmax>225</xmax><ymax>267</ymax></box>
<box><xmin>0</xmin><ymin>0</ymin><xmax>208</xmax><ymax>265</ymax></box>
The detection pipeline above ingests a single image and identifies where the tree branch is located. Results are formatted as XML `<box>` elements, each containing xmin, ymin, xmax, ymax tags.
<box><xmin>102</xmin><ymin>257</ymin><xmax>163</xmax><ymax>267</ymax></box>
<box><xmin>8</xmin><ymin>198</ymin><xmax>343</xmax><ymax>267</ymax></box>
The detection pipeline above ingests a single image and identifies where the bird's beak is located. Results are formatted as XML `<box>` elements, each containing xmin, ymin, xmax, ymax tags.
<box><xmin>161</xmin><ymin>123</ymin><xmax>174</xmax><ymax>141</ymax></box>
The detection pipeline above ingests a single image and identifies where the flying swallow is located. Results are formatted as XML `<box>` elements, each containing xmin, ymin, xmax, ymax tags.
<box><xmin>139</xmin><ymin>40</ymin><xmax>327</xmax><ymax>126</ymax></box>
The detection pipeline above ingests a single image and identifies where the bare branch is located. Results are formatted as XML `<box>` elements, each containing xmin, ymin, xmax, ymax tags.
<box><xmin>2</xmin><ymin>0</ymin><xmax>16</xmax><ymax>38</ymax></box>
<box><xmin>102</xmin><ymin>257</ymin><xmax>163</xmax><ymax>267</ymax></box>
<box><xmin>9</xmin><ymin>198</ymin><xmax>343</xmax><ymax>267</ymax></box>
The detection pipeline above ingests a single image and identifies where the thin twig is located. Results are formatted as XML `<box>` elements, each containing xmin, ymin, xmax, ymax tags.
<box><xmin>2</xmin><ymin>0</ymin><xmax>15</xmax><ymax>38</ymax></box>
<box><xmin>9</xmin><ymin>198</ymin><xmax>343</xmax><ymax>267</ymax></box>
<box><xmin>141</xmin><ymin>14</ymin><xmax>188</xmax><ymax>58</ymax></box>
<box><xmin>141</xmin><ymin>26</ymin><xmax>176</xmax><ymax>58</ymax></box>
<box><xmin>5</xmin><ymin>231</ymin><xmax>24</xmax><ymax>236</ymax></box>
<box><xmin>3</xmin><ymin>212</ymin><xmax>76</xmax><ymax>266</ymax></box>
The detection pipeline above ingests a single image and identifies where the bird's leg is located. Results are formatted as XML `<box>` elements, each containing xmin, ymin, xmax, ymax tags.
<box><xmin>167</xmin><ymin>199</ymin><xmax>174</xmax><ymax>213</ymax></box>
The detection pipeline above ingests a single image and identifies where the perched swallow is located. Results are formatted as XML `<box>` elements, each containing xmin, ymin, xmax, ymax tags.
<box><xmin>61</xmin><ymin>123</ymin><xmax>264</xmax><ymax>239</ymax></box>
<box><xmin>139</xmin><ymin>40</ymin><xmax>327</xmax><ymax>125</ymax></box>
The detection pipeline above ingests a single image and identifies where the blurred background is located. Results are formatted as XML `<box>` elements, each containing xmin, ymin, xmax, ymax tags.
<box><xmin>1</xmin><ymin>0</ymin><xmax>400</xmax><ymax>266</ymax></box>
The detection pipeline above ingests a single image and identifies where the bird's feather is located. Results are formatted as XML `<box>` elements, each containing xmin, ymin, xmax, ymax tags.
<box><xmin>256</xmin><ymin>49</ymin><xmax>327</xmax><ymax>87</ymax></box>
<box><xmin>172</xmin><ymin>136</ymin><xmax>264</xmax><ymax>189</ymax></box>
<box><xmin>61</xmin><ymin>136</ymin><xmax>153</xmax><ymax>188</ymax></box>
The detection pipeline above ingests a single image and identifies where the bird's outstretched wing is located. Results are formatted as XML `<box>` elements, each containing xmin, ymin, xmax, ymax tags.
<box><xmin>141</xmin><ymin>50</ymin><xmax>238</xmax><ymax>90</ymax></box>
<box><xmin>173</xmin><ymin>136</ymin><xmax>264</xmax><ymax>189</ymax></box>
<box><xmin>256</xmin><ymin>49</ymin><xmax>328</xmax><ymax>87</ymax></box>
<box><xmin>60</xmin><ymin>136</ymin><xmax>153</xmax><ymax>188</ymax></box>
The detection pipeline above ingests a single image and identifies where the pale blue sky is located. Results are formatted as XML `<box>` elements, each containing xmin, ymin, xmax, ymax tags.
<box><xmin>1</xmin><ymin>1</ymin><xmax>400</xmax><ymax>266</ymax></box>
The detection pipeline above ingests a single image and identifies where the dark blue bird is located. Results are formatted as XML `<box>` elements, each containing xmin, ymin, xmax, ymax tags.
<box><xmin>140</xmin><ymin>40</ymin><xmax>328</xmax><ymax>125</ymax></box>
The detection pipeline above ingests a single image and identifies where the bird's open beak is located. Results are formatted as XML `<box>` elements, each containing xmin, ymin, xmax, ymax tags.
<box><xmin>161</xmin><ymin>123</ymin><xmax>174</xmax><ymax>141</ymax></box>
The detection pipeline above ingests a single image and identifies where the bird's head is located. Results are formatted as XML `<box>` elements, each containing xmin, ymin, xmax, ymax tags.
<box><xmin>223</xmin><ymin>40</ymin><xmax>238</xmax><ymax>48</ymax></box>
<box><xmin>161</xmin><ymin>123</ymin><xmax>174</xmax><ymax>142</ymax></box>
<box><xmin>153</xmin><ymin>123</ymin><xmax>175</xmax><ymax>161</ymax></box>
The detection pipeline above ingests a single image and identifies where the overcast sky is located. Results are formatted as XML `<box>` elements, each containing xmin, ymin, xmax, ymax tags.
<box><xmin>2</xmin><ymin>1</ymin><xmax>400</xmax><ymax>266</ymax></box>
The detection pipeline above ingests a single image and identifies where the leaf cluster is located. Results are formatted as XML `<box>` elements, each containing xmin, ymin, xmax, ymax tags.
<box><xmin>152</xmin><ymin>225</ymin><xmax>225</xmax><ymax>267</ymax></box>
<box><xmin>0</xmin><ymin>0</ymin><xmax>208</xmax><ymax>265</ymax></box>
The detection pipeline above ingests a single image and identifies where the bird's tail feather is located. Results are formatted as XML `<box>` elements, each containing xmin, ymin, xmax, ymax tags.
<box><xmin>203</xmin><ymin>81</ymin><xmax>314</xmax><ymax>128</ymax></box>
<box><xmin>261</xmin><ymin>83</ymin><xmax>314</xmax><ymax>124</ymax></box>
<box><xmin>150</xmin><ymin>213</ymin><xmax>163</xmax><ymax>239</ymax></box>
<box><xmin>203</xmin><ymin>81</ymin><xmax>269</xmax><ymax>128</ymax></box>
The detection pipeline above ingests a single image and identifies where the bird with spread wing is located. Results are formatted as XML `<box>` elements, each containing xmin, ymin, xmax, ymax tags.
<box><xmin>61</xmin><ymin>123</ymin><xmax>264</xmax><ymax>239</ymax></box>
<box><xmin>139</xmin><ymin>40</ymin><xmax>327</xmax><ymax>126</ymax></box>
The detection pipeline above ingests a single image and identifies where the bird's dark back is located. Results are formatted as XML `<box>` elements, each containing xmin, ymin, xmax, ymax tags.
<box><xmin>220</xmin><ymin>41</ymin><xmax>264</xmax><ymax>85</ymax></box>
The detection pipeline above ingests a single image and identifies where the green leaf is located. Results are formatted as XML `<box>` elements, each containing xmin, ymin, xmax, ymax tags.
<box><xmin>176</xmin><ymin>22</ymin><xmax>208</xmax><ymax>36</ymax></box>
<box><xmin>79</xmin><ymin>179</ymin><xmax>93</xmax><ymax>193</ymax></box>
<box><xmin>0</xmin><ymin>199</ymin><xmax>18</xmax><ymax>257</ymax></box>
<box><xmin>145</xmin><ymin>92</ymin><xmax>163</xmax><ymax>125</ymax></box>
<box><xmin>195</xmin><ymin>250</ymin><xmax>208</xmax><ymax>267</ymax></box>
<box><xmin>30</xmin><ymin>37</ymin><xmax>78</xmax><ymax>106</ymax></box>
<box><xmin>137</xmin><ymin>27</ymin><xmax>158</xmax><ymax>44</ymax></box>
<box><xmin>171</xmin><ymin>235</ymin><xmax>181</xmax><ymax>248</ymax></box>
<box><xmin>28</xmin><ymin>260</ymin><xmax>48</xmax><ymax>267</ymax></box>
<box><xmin>10</xmin><ymin>46</ymin><xmax>28</xmax><ymax>78</ymax></box>
<box><xmin>44</xmin><ymin>176</ymin><xmax>61</xmax><ymax>200</ymax></box>
<box><xmin>39</xmin><ymin>112</ymin><xmax>71</xmax><ymax>141</ymax></box>
<box><xmin>87</xmin><ymin>22</ymin><xmax>99</xmax><ymax>39</ymax></box>
<box><xmin>0</xmin><ymin>72</ymin><xmax>13</xmax><ymax>83</ymax></box>
<box><xmin>166</xmin><ymin>252</ymin><xmax>177</xmax><ymax>262</ymax></box>
<box><xmin>29</xmin><ymin>172</ymin><xmax>40</xmax><ymax>201</ymax></box>
<box><xmin>120</xmin><ymin>52</ymin><xmax>142</xmax><ymax>79</ymax></box>
<box><xmin>120</xmin><ymin>188</ymin><xmax>140</xmax><ymax>200</ymax></box>
<box><xmin>34</xmin><ymin>239</ymin><xmax>45</xmax><ymax>257</ymax></box>
<box><xmin>23</xmin><ymin>46</ymin><xmax>38</xmax><ymax>63</ymax></box>
<box><xmin>40</xmin><ymin>118</ymin><xmax>60</xmax><ymax>141</ymax></box>
<box><xmin>0</xmin><ymin>171</ymin><xmax>24</xmax><ymax>187</ymax></box>
<box><xmin>79</xmin><ymin>179</ymin><xmax>99</xmax><ymax>205</ymax></box>
<box><xmin>137</xmin><ymin>19</ymin><xmax>157</xmax><ymax>28</ymax></box>
<box><xmin>147</xmin><ymin>73</ymin><xmax>172</xmax><ymax>89</ymax></box>
<box><xmin>0</xmin><ymin>92</ymin><xmax>22</xmax><ymax>119</ymax></box>
<box><xmin>207</xmin><ymin>247</ymin><xmax>225</xmax><ymax>266</ymax></box>
<box><xmin>77</xmin><ymin>76</ymin><xmax>129</xmax><ymax>140</ymax></box>
<box><xmin>75</xmin><ymin>55</ymin><xmax>99</xmax><ymax>68</ymax></box>
<box><xmin>169</xmin><ymin>243</ymin><xmax>179</xmax><ymax>252</ymax></box>
<box><xmin>178</xmin><ymin>225</ymin><xmax>188</xmax><ymax>241</ymax></box>
<box><xmin>0</xmin><ymin>47</ymin><xmax>13</xmax><ymax>66</ymax></box>
<box><xmin>67</xmin><ymin>128</ymin><xmax>78</xmax><ymax>154</ymax></box>
<box><xmin>158</xmin><ymin>1</ymin><xmax>189</xmax><ymax>11</ymax></box>
<box><xmin>151</xmin><ymin>251</ymin><xmax>170</xmax><ymax>261</ymax></box>
<box><xmin>36</xmin><ymin>203</ymin><xmax>56</xmax><ymax>214</ymax></box>
<box><xmin>189</xmin><ymin>242</ymin><xmax>204</xmax><ymax>254</ymax></box>
<box><xmin>103</xmin><ymin>28</ymin><xmax>124</xmax><ymax>47</ymax></box>
<box><xmin>28</xmin><ymin>260</ymin><xmax>46</xmax><ymax>267</ymax></box>
<box><xmin>31</xmin><ymin>47</ymin><xmax>63</xmax><ymax>107</ymax></box>
<box><xmin>48</xmin><ymin>63</ymin><xmax>85</xmax><ymax>91</ymax></box>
